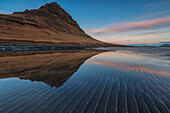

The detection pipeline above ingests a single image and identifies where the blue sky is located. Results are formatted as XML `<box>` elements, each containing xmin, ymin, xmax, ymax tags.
<box><xmin>0</xmin><ymin>0</ymin><xmax>170</xmax><ymax>46</ymax></box>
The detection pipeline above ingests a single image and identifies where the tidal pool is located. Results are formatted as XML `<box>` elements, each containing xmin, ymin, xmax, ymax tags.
<box><xmin>0</xmin><ymin>49</ymin><xmax>170</xmax><ymax>113</ymax></box>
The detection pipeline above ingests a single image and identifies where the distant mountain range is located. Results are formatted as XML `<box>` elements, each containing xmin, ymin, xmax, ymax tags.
<box><xmin>126</xmin><ymin>42</ymin><xmax>170</xmax><ymax>47</ymax></box>
<box><xmin>159</xmin><ymin>44</ymin><xmax>170</xmax><ymax>47</ymax></box>
<box><xmin>0</xmin><ymin>2</ymin><xmax>120</xmax><ymax>47</ymax></box>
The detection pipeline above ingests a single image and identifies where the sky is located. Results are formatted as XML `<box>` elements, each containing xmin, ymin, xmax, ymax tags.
<box><xmin>0</xmin><ymin>0</ymin><xmax>170</xmax><ymax>46</ymax></box>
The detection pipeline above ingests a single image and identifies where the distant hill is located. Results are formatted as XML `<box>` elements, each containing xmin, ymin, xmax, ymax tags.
<box><xmin>159</xmin><ymin>44</ymin><xmax>170</xmax><ymax>47</ymax></box>
<box><xmin>0</xmin><ymin>2</ymin><xmax>120</xmax><ymax>47</ymax></box>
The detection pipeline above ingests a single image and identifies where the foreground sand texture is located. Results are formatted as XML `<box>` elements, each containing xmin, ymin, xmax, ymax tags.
<box><xmin>0</xmin><ymin>48</ymin><xmax>170</xmax><ymax>113</ymax></box>
<box><xmin>0</xmin><ymin>2</ymin><xmax>115</xmax><ymax>46</ymax></box>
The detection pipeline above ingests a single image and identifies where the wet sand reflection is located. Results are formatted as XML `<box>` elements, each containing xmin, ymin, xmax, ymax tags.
<box><xmin>0</xmin><ymin>50</ymin><xmax>103</xmax><ymax>87</ymax></box>
<box><xmin>0</xmin><ymin>49</ymin><xmax>170</xmax><ymax>113</ymax></box>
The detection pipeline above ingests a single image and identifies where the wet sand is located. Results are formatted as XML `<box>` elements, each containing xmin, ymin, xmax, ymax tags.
<box><xmin>0</xmin><ymin>48</ymin><xmax>170</xmax><ymax>113</ymax></box>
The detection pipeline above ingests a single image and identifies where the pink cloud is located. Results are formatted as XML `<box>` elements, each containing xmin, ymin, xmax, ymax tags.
<box><xmin>87</xmin><ymin>17</ymin><xmax>170</xmax><ymax>35</ymax></box>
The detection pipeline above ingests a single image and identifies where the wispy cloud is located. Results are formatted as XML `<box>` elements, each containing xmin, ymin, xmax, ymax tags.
<box><xmin>143</xmin><ymin>0</ymin><xmax>170</xmax><ymax>9</ymax></box>
<box><xmin>87</xmin><ymin>17</ymin><xmax>170</xmax><ymax>35</ymax></box>
<box><xmin>0</xmin><ymin>10</ymin><xmax>11</xmax><ymax>14</ymax></box>
<box><xmin>93</xmin><ymin>29</ymin><xmax>170</xmax><ymax>45</ymax></box>
<box><xmin>138</xmin><ymin>10</ymin><xmax>170</xmax><ymax>20</ymax></box>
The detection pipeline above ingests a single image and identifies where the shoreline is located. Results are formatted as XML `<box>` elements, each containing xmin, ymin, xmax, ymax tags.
<box><xmin>0</xmin><ymin>43</ymin><xmax>92</xmax><ymax>52</ymax></box>
<box><xmin>0</xmin><ymin>42</ymin><xmax>127</xmax><ymax>52</ymax></box>
<box><xmin>1</xmin><ymin>42</ymin><xmax>166</xmax><ymax>52</ymax></box>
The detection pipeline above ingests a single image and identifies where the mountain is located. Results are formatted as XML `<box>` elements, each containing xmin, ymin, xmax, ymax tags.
<box><xmin>0</xmin><ymin>2</ymin><xmax>117</xmax><ymax>46</ymax></box>
<box><xmin>159</xmin><ymin>44</ymin><xmax>170</xmax><ymax>47</ymax></box>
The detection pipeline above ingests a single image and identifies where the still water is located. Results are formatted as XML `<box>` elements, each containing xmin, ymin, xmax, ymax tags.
<box><xmin>0</xmin><ymin>48</ymin><xmax>170</xmax><ymax>113</ymax></box>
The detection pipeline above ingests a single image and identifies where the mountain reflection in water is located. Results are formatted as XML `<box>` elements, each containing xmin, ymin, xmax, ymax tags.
<box><xmin>0</xmin><ymin>49</ymin><xmax>170</xmax><ymax>113</ymax></box>
<box><xmin>0</xmin><ymin>50</ymin><xmax>102</xmax><ymax>87</ymax></box>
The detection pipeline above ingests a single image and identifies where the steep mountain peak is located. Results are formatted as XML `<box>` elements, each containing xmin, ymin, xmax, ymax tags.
<box><xmin>38</xmin><ymin>2</ymin><xmax>72</xmax><ymax>20</ymax></box>
<box><xmin>0</xmin><ymin>2</ymin><xmax>114</xmax><ymax>46</ymax></box>
<box><xmin>43</xmin><ymin>2</ymin><xmax>61</xmax><ymax>8</ymax></box>
<box><xmin>39</xmin><ymin>2</ymin><xmax>63</xmax><ymax>13</ymax></box>
<box><xmin>13</xmin><ymin>2</ymin><xmax>71</xmax><ymax>20</ymax></box>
